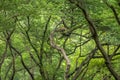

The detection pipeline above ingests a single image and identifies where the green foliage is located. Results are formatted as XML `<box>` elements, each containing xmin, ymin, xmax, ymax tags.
<box><xmin>0</xmin><ymin>0</ymin><xmax>120</xmax><ymax>80</ymax></box>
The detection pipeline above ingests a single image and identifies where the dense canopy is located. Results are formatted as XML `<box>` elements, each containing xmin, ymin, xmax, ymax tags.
<box><xmin>0</xmin><ymin>0</ymin><xmax>120</xmax><ymax>80</ymax></box>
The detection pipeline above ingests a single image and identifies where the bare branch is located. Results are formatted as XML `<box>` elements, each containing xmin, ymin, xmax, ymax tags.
<box><xmin>50</xmin><ymin>30</ymin><xmax>70</xmax><ymax>80</ymax></box>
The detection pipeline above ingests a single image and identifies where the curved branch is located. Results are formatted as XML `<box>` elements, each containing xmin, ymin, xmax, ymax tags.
<box><xmin>50</xmin><ymin>30</ymin><xmax>70</xmax><ymax>80</ymax></box>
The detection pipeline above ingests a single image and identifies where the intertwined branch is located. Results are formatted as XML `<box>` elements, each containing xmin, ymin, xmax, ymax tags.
<box><xmin>50</xmin><ymin>29</ymin><xmax>71</xmax><ymax>80</ymax></box>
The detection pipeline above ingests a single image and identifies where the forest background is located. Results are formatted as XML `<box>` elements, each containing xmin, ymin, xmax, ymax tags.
<box><xmin>0</xmin><ymin>0</ymin><xmax>120</xmax><ymax>80</ymax></box>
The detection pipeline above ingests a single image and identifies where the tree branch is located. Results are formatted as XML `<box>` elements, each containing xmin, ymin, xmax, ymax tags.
<box><xmin>50</xmin><ymin>30</ymin><xmax>70</xmax><ymax>80</ymax></box>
